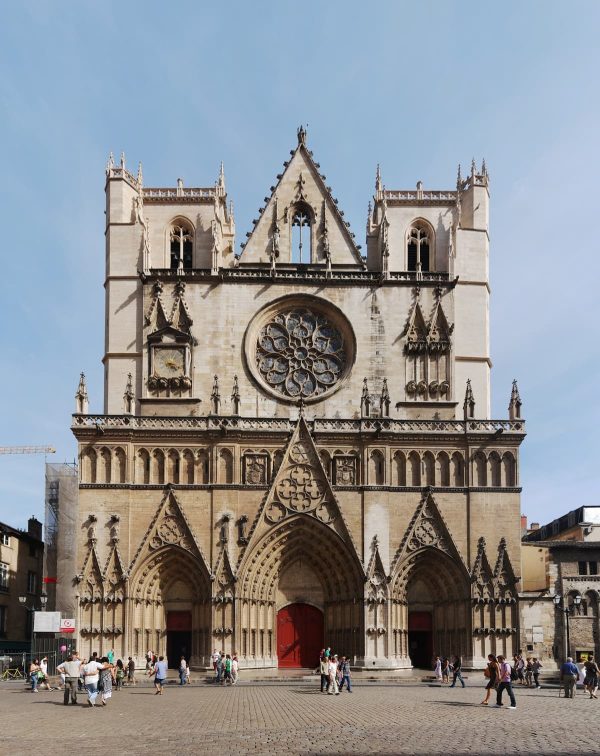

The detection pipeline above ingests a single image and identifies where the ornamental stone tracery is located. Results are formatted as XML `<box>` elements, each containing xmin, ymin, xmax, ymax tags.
<box><xmin>256</xmin><ymin>308</ymin><xmax>346</xmax><ymax>399</ymax></box>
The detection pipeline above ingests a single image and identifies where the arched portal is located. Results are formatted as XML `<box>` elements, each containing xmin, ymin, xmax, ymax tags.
<box><xmin>237</xmin><ymin>516</ymin><xmax>364</xmax><ymax>668</ymax></box>
<box><xmin>127</xmin><ymin>547</ymin><xmax>211</xmax><ymax>668</ymax></box>
<box><xmin>391</xmin><ymin>548</ymin><xmax>470</xmax><ymax>669</ymax></box>
<box><xmin>277</xmin><ymin>603</ymin><xmax>324</xmax><ymax>667</ymax></box>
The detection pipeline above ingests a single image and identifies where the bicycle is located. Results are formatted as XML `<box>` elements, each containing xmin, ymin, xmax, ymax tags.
<box><xmin>1</xmin><ymin>667</ymin><xmax>24</xmax><ymax>680</ymax></box>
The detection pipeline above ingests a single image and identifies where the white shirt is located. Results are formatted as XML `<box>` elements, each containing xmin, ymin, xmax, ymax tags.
<box><xmin>212</xmin><ymin>652</ymin><xmax>220</xmax><ymax>663</ymax></box>
<box><xmin>328</xmin><ymin>660</ymin><xmax>337</xmax><ymax>676</ymax></box>
<box><xmin>232</xmin><ymin>659</ymin><xmax>238</xmax><ymax>673</ymax></box>
<box><xmin>83</xmin><ymin>661</ymin><xmax>104</xmax><ymax>684</ymax></box>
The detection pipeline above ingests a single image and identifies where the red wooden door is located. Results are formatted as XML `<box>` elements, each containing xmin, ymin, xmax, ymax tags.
<box><xmin>277</xmin><ymin>603</ymin><xmax>323</xmax><ymax>668</ymax></box>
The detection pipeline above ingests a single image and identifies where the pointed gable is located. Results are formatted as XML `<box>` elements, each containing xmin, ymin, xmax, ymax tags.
<box><xmin>238</xmin><ymin>417</ymin><xmax>359</xmax><ymax>566</ymax></box>
<box><xmin>104</xmin><ymin>543</ymin><xmax>126</xmax><ymax>601</ymax></box>
<box><xmin>493</xmin><ymin>537</ymin><xmax>519</xmax><ymax>588</ymax></box>
<box><xmin>366</xmin><ymin>536</ymin><xmax>388</xmax><ymax>602</ymax></box>
<box><xmin>404</xmin><ymin>300</ymin><xmax>428</xmax><ymax>353</ymax></box>
<box><xmin>77</xmin><ymin>544</ymin><xmax>104</xmax><ymax>601</ymax></box>
<box><xmin>391</xmin><ymin>490</ymin><xmax>467</xmax><ymax>574</ymax></box>
<box><xmin>427</xmin><ymin>297</ymin><xmax>452</xmax><ymax>352</ymax></box>
<box><xmin>240</xmin><ymin>128</ymin><xmax>363</xmax><ymax>267</ymax></box>
<box><xmin>145</xmin><ymin>281</ymin><xmax>169</xmax><ymax>332</ymax></box>
<box><xmin>128</xmin><ymin>487</ymin><xmax>210</xmax><ymax>576</ymax></box>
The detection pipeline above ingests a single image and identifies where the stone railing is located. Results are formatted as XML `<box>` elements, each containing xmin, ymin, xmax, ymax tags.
<box><xmin>144</xmin><ymin>268</ymin><xmax>452</xmax><ymax>284</ymax></box>
<box><xmin>72</xmin><ymin>414</ymin><xmax>525</xmax><ymax>435</ymax></box>
<box><xmin>384</xmin><ymin>189</ymin><xmax>457</xmax><ymax>202</ymax></box>
<box><xmin>143</xmin><ymin>187</ymin><xmax>216</xmax><ymax>200</ymax></box>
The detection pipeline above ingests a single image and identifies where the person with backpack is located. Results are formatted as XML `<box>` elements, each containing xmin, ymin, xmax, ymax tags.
<box><xmin>583</xmin><ymin>655</ymin><xmax>599</xmax><ymax>699</ymax></box>
<box><xmin>495</xmin><ymin>655</ymin><xmax>517</xmax><ymax>709</ymax></box>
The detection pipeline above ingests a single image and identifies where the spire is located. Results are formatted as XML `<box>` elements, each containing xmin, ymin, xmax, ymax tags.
<box><xmin>137</xmin><ymin>161</ymin><xmax>143</xmax><ymax>187</ymax></box>
<box><xmin>231</xmin><ymin>375</ymin><xmax>240</xmax><ymax>415</ymax></box>
<box><xmin>375</xmin><ymin>163</ymin><xmax>382</xmax><ymax>193</ymax></box>
<box><xmin>481</xmin><ymin>158</ymin><xmax>487</xmax><ymax>177</ymax></box>
<box><xmin>217</xmin><ymin>161</ymin><xmax>226</xmax><ymax>192</ymax></box>
<box><xmin>366</xmin><ymin>200</ymin><xmax>372</xmax><ymax>233</ymax></box>
<box><xmin>470</xmin><ymin>157</ymin><xmax>476</xmax><ymax>176</ymax></box>
<box><xmin>297</xmin><ymin>124</ymin><xmax>307</xmax><ymax>145</ymax></box>
<box><xmin>106</xmin><ymin>151</ymin><xmax>115</xmax><ymax>175</ymax></box>
<box><xmin>361</xmin><ymin>378</ymin><xmax>371</xmax><ymax>418</ymax></box>
<box><xmin>123</xmin><ymin>373</ymin><xmax>134</xmax><ymax>415</ymax></box>
<box><xmin>75</xmin><ymin>372</ymin><xmax>89</xmax><ymax>415</ymax></box>
<box><xmin>456</xmin><ymin>163</ymin><xmax>462</xmax><ymax>190</ymax></box>
<box><xmin>463</xmin><ymin>379</ymin><xmax>475</xmax><ymax>421</ymax></box>
<box><xmin>508</xmin><ymin>379</ymin><xmax>522</xmax><ymax>420</ymax></box>
<box><xmin>120</xmin><ymin>151</ymin><xmax>126</xmax><ymax>170</ymax></box>
<box><xmin>210</xmin><ymin>375</ymin><xmax>221</xmax><ymax>415</ymax></box>
<box><xmin>380</xmin><ymin>378</ymin><xmax>390</xmax><ymax>418</ymax></box>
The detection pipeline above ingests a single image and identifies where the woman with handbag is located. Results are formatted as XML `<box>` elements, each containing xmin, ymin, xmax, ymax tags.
<box><xmin>481</xmin><ymin>654</ymin><xmax>499</xmax><ymax>705</ymax></box>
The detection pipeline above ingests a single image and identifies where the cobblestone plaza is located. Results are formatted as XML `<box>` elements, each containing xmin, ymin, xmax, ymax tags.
<box><xmin>1</xmin><ymin>681</ymin><xmax>597</xmax><ymax>755</ymax></box>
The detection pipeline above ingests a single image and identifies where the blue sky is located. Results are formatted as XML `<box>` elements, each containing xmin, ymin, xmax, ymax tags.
<box><xmin>0</xmin><ymin>1</ymin><xmax>598</xmax><ymax>530</ymax></box>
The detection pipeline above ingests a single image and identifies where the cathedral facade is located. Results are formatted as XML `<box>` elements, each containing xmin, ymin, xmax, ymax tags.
<box><xmin>71</xmin><ymin>128</ymin><xmax>525</xmax><ymax>669</ymax></box>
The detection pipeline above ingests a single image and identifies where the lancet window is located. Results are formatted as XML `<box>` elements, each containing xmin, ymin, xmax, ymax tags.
<box><xmin>170</xmin><ymin>222</ymin><xmax>194</xmax><ymax>270</ymax></box>
<box><xmin>291</xmin><ymin>204</ymin><xmax>312</xmax><ymax>263</ymax></box>
<box><xmin>407</xmin><ymin>223</ymin><xmax>432</xmax><ymax>272</ymax></box>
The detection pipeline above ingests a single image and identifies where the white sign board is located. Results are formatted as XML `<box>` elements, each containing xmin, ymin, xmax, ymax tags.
<box><xmin>60</xmin><ymin>618</ymin><xmax>76</xmax><ymax>634</ymax></box>
<box><xmin>33</xmin><ymin>611</ymin><xmax>61</xmax><ymax>633</ymax></box>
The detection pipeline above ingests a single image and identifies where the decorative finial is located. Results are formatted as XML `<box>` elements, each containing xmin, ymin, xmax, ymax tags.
<box><xmin>297</xmin><ymin>124</ymin><xmax>307</xmax><ymax>145</ymax></box>
<box><xmin>375</xmin><ymin>163</ymin><xmax>382</xmax><ymax>193</ymax></box>
<box><xmin>137</xmin><ymin>161</ymin><xmax>143</xmax><ymax>187</ymax></box>
<box><xmin>123</xmin><ymin>373</ymin><xmax>134</xmax><ymax>415</ymax></box>
<box><xmin>463</xmin><ymin>379</ymin><xmax>475</xmax><ymax>420</ymax></box>
<box><xmin>481</xmin><ymin>158</ymin><xmax>487</xmax><ymax>176</ymax></box>
<box><xmin>380</xmin><ymin>378</ymin><xmax>390</xmax><ymax>418</ymax></box>
<box><xmin>75</xmin><ymin>372</ymin><xmax>89</xmax><ymax>415</ymax></box>
<box><xmin>218</xmin><ymin>161</ymin><xmax>226</xmax><ymax>190</ymax></box>
<box><xmin>361</xmin><ymin>378</ymin><xmax>371</xmax><ymax>418</ymax></box>
<box><xmin>456</xmin><ymin>163</ymin><xmax>462</xmax><ymax>190</ymax></box>
<box><xmin>231</xmin><ymin>375</ymin><xmax>240</xmax><ymax>415</ymax></box>
<box><xmin>106</xmin><ymin>151</ymin><xmax>115</xmax><ymax>174</ymax></box>
<box><xmin>508</xmin><ymin>379</ymin><xmax>522</xmax><ymax>420</ymax></box>
<box><xmin>210</xmin><ymin>375</ymin><xmax>220</xmax><ymax>414</ymax></box>
<box><xmin>471</xmin><ymin>157</ymin><xmax>476</xmax><ymax>176</ymax></box>
<box><xmin>120</xmin><ymin>151</ymin><xmax>126</xmax><ymax>169</ymax></box>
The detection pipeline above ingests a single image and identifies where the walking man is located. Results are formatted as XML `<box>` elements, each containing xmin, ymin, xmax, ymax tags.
<box><xmin>127</xmin><ymin>657</ymin><xmax>136</xmax><ymax>686</ymax></box>
<box><xmin>338</xmin><ymin>656</ymin><xmax>352</xmax><ymax>692</ymax></box>
<box><xmin>57</xmin><ymin>652</ymin><xmax>82</xmax><ymax>706</ymax></box>
<box><xmin>560</xmin><ymin>656</ymin><xmax>579</xmax><ymax>699</ymax></box>
<box><xmin>495</xmin><ymin>655</ymin><xmax>517</xmax><ymax>709</ymax></box>
<box><xmin>179</xmin><ymin>656</ymin><xmax>187</xmax><ymax>686</ymax></box>
<box><xmin>449</xmin><ymin>655</ymin><xmax>465</xmax><ymax>688</ymax></box>
<box><xmin>149</xmin><ymin>655</ymin><xmax>168</xmax><ymax>695</ymax></box>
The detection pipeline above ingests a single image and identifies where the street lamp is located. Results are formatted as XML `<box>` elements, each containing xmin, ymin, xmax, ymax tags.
<box><xmin>553</xmin><ymin>593</ymin><xmax>582</xmax><ymax>660</ymax></box>
<box><xmin>18</xmin><ymin>592</ymin><xmax>48</xmax><ymax>662</ymax></box>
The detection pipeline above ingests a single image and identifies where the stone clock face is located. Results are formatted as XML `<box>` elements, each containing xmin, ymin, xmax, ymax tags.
<box><xmin>154</xmin><ymin>347</ymin><xmax>185</xmax><ymax>377</ymax></box>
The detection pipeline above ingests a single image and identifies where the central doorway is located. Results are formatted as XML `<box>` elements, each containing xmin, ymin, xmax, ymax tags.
<box><xmin>277</xmin><ymin>603</ymin><xmax>323</xmax><ymax>668</ymax></box>
<box><xmin>166</xmin><ymin>610</ymin><xmax>192</xmax><ymax>668</ymax></box>
<box><xmin>408</xmin><ymin>611</ymin><xmax>433</xmax><ymax>669</ymax></box>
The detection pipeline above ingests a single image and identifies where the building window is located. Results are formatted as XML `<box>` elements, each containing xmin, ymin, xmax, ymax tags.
<box><xmin>170</xmin><ymin>223</ymin><xmax>193</xmax><ymax>270</ymax></box>
<box><xmin>29</xmin><ymin>543</ymin><xmax>37</xmax><ymax>558</ymax></box>
<box><xmin>27</xmin><ymin>571</ymin><xmax>37</xmax><ymax>594</ymax></box>
<box><xmin>1</xmin><ymin>533</ymin><xmax>9</xmax><ymax>546</ymax></box>
<box><xmin>578</xmin><ymin>561</ymin><xmax>588</xmax><ymax>576</ymax></box>
<box><xmin>590</xmin><ymin>562</ymin><xmax>598</xmax><ymax>575</ymax></box>
<box><xmin>291</xmin><ymin>204</ymin><xmax>312</xmax><ymax>263</ymax></box>
<box><xmin>407</xmin><ymin>224</ymin><xmax>431</xmax><ymax>272</ymax></box>
<box><xmin>0</xmin><ymin>563</ymin><xmax>8</xmax><ymax>591</ymax></box>
<box><xmin>0</xmin><ymin>605</ymin><xmax>6</xmax><ymax>636</ymax></box>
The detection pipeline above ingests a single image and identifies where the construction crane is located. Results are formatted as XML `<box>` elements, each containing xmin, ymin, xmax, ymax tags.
<box><xmin>0</xmin><ymin>446</ymin><xmax>56</xmax><ymax>455</ymax></box>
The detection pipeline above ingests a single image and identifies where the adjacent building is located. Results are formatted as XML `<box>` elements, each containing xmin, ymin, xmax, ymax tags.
<box><xmin>521</xmin><ymin>507</ymin><xmax>600</xmax><ymax>665</ymax></box>
<box><xmin>0</xmin><ymin>518</ymin><xmax>44</xmax><ymax>651</ymax></box>
<box><xmin>69</xmin><ymin>128</ymin><xmax>526</xmax><ymax>669</ymax></box>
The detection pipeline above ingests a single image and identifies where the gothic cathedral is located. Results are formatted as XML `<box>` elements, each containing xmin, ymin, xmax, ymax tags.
<box><xmin>71</xmin><ymin>128</ymin><xmax>525</xmax><ymax>669</ymax></box>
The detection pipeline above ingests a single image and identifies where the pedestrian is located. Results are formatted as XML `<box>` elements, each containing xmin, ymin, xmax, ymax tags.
<box><xmin>127</xmin><ymin>656</ymin><xmax>136</xmax><ymax>686</ymax></box>
<box><xmin>115</xmin><ymin>659</ymin><xmax>125</xmax><ymax>690</ymax></box>
<box><xmin>495</xmin><ymin>655</ymin><xmax>517</xmax><ymax>709</ymax></box>
<box><xmin>211</xmin><ymin>648</ymin><xmax>220</xmax><ymax>677</ymax></box>
<box><xmin>99</xmin><ymin>657</ymin><xmax>115</xmax><ymax>706</ymax></box>
<box><xmin>481</xmin><ymin>654</ymin><xmax>499</xmax><ymax>705</ymax></box>
<box><xmin>215</xmin><ymin>651</ymin><xmax>223</xmax><ymax>683</ymax></box>
<box><xmin>319</xmin><ymin>653</ymin><xmax>329</xmax><ymax>693</ymax></box>
<box><xmin>186</xmin><ymin>661</ymin><xmax>191</xmax><ymax>685</ymax></box>
<box><xmin>433</xmin><ymin>655</ymin><xmax>442</xmax><ymax>682</ymax></box>
<box><xmin>37</xmin><ymin>657</ymin><xmax>53</xmax><ymax>690</ymax></box>
<box><xmin>560</xmin><ymin>656</ymin><xmax>579</xmax><ymax>699</ymax></box>
<box><xmin>532</xmin><ymin>657</ymin><xmax>543</xmax><ymax>689</ymax></box>
<box><xmin>56</xmin><ymin>652</ymin><xmax>82</xmax><ymax>706</ymax></box>
<box><xmin>524</xmin><ymin>657</ymin><xmax>533</xmax><ymax>687</ymax></box>
<box><xmin>231</xmin><ymin>654</ymin><xmax>239</xmax><ymax>685</ymax></box>
<box><xmin>107</xmin><ymin>648</ymin><xmax>115</xmax><ymax>664</ymax></box>
<box><xmin>149</xmin><ymin>655</ymin><xmax>168</xmax><ymax>695</ymax></box>
<box><xmin>324</xmin><ymin>646</ymin><xmax>331</xmax><ymax>659</ymax></box>
<box><xmin>179</xmin><ymin>656</ymin><xmax>187</xmax><ymax>686</ymax></box>
<box><xmin>583</xmin><ymin>655</ymin><xmax>599</xmax><ymax>699</ymax></box>
<box><xmin>223</xmin><ymin>654</ymin><xmax>233</xmax><ymax>685</ymax></box>
<box><xmin>145</xmin><ymin>651</ymin><xmax>153</xmax><ymax>671</ymax></box>
<box><xmin>514</xmin><ymin>653</ymin><xmax>525</xmax><ymax>685</ymax></box>
<box><xmin>441</xmin><ymin>657</ymin><xmax>450</xmax><ymax>684</ymax></box>
<box><xmin>449</xmin><ymin>655</ymin><xmax>465</xmax><ymax>688</ymax></box>
<box><xmin>338</xmin><ymin>656</ymin><xmax>352</xmax><ymax>692</ymax></box>
<box><xmin>82</xmin><ymin>656</ymin><xmax>109</xmax><ymax>707</ymax></box>
<box><xmin>29</xmin><ymin>658</ymin><xmax>41</xmax><ymax>692</ymax></box>
<box><xmin>327</xmin><ymin>655</ymin><xmax>339</xmax><ymax>695</ymax></box>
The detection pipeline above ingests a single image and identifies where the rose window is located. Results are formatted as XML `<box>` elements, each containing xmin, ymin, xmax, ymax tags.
<box><xmin>256</xmin><ymin>309</ymin><xmax>346</xmax><ymax>399</ymax></box>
